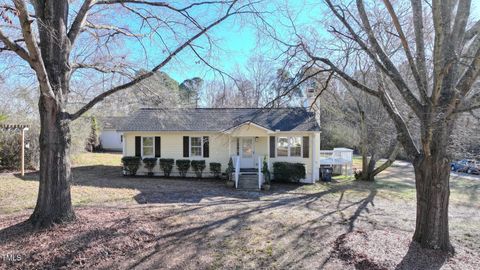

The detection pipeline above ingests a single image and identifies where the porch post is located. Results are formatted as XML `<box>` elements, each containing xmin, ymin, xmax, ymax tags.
<box><xmin>21</xmin><ymin>128</ymin><xmax>25</xmax><ymax>177</ymax></box>
<box><xmin>311</xmin><ymin>134</ymin><xmax>315</xmax><ymax>182</ymax></box>
<box><xmin>228</xmin><ymin>136</ymin><xmax>231</xmax><ymax>157</ymax></box>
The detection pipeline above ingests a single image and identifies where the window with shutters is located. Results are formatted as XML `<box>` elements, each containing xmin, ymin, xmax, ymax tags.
<box><xmin>142</xmin><ymin>137</ymin><xmax>154</xmax><ymax>157</ymax></box>
<box><xmin>190</xmin><ymin>137</ymin><xmax>202</xmax><ymax>157</ymax></box>
<box><xmin>277</xmin><ymin>136</ymin><xmax>302</xmax><ymax>157</ymax></box>
<box><xmin>290</xmin><ymin>137</ymin><xmax>302</xmax><ymax>157</ymax></box>
<box><xmin>277</xmin><ymin>137</ymin><xmax>289</xmax><ymax>157</ymax></box>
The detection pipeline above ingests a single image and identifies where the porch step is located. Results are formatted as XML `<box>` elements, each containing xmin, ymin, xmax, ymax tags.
<box><xmin>238</xmin><ymin>174</ymin><xmax>260</xmax><ymax>190</ymax></box>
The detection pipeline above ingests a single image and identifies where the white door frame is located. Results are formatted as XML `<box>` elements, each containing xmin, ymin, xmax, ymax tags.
<box><xmin>240</xmin><ymin>137</ymin><xmax>255</xmax><ymax>168</ymax></box>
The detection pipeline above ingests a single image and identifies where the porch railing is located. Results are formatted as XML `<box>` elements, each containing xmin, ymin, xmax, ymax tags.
<box><xmin>234</xmin><ymin>155</ymin><xmax>240</xmax><ymax>189</ymax></box>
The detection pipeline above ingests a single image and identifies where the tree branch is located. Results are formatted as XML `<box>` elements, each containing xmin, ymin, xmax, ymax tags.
<box><xmin>13</xmin><ymin>0</ymin><xmax>54</xmax><ymax>98</ymax></box>
<box><xmin>382</xmin><ymin>0</ymin><xmax>428</xmax><ymax>102</ymax></box>
<box><xmin>410</xmin><ymin>0</ymin><xmax>428</xmax><ymax>99</ymax></box>
<box><xmin>355</xmin><ymin>0</ymin><xmax>424</xmax><ymax>115</ymax></box>
<box><xmin>0</xmin><ymin>28</ymin><xmax>31</xmax><ymax>63</ymax></box>
<box><xmin>69</xmin><ymin>0</ymin><xmax>242</xmax><ymax>120</ymax></box>
<box><xmin>464</xmin><ymin>20</ymin><xmax>480</xmax><ymax>43</ymax></box>
<box><xmin>67</xmin><ymin>0</ymin><xmax>96</xmax><ymax>45</ymax></box>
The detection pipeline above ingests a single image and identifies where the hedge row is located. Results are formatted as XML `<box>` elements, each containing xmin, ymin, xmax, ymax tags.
<box><xmin>272</xmin><ymin>162</ymin><xmax>306</xmax><ymax>182</ymax></box>
<box><xmin>121</xmin><ymin>156</ymin><xmax>221</xmax><ymax>178</ymax></box>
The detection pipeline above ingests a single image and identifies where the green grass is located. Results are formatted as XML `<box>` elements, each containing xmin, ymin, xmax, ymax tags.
<box><xmin>0</xmin><ymin>152</ymin><xmax>138</xmax><ymax>215</ymax></box>
<box><xmin>1</xmin><ymin>153</ymin><xmax>478</xmax><ymax>215</ymax></box>
<box><xmin>72</xmin><ymin>152</ymin><xmax>122</xmax><ymax>167</ymax></box>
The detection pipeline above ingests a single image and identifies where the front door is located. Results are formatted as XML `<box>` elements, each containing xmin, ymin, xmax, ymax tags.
<box><xmin>240</xmin><ymin>137</ymin><xmax>255</xmax><ymax>168</ymax></box>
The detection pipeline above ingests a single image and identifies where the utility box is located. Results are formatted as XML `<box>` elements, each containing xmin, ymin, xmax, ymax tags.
<box><xmin>320</xmin><ymin>166</ymin><xmax>333</xmax><ymax>182</ymax></box>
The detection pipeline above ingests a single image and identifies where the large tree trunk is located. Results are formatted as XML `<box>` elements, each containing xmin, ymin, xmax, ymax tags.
<box><xmin>28</xmin><ymin>1</ymin><xmax>75</xmax><ymax>227</ymax></box>
<box><xmin>412</xmin><ymin>155</ymin><xmax>451</xmax><ymax>250</ymax></box>
<box><xmin>29</xmin><ymin>95</ymin><xmax>75</xmax><ymax>227</ymax></box>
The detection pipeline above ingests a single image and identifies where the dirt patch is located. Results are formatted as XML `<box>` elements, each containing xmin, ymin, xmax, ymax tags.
<box><xmin>323</xmin><ymin>229</ymin><xmax>479</xmax><ymax>270</ymax></box>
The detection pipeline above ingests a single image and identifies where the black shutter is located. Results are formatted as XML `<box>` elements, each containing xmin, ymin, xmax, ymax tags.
<box><xmin>269</xmin><ymin>136</ymin><xmax>275</xmax><ymax>158</ymax></box>
<box><xmin>236</xmin><ymin>138</ymin><xmax>240</xmax><ymax>155</ymax></box>
<box><xmin>183</xmin><ymin>136</ymin><xmax>189</xmax><ymax>157</ymax></box>
<box><xmin>135</xmin><ymin>136</ymin><xmax>141</xmax><ymax>157</ymax></box>
<box><xmin>303</xmin><ymin>136</ymin><xmax>309</xmax><ymax>158</ymax></box>
<box><xmin>203</xmin><ymin>136</ymin><xmax>209</xmax><ymax>158</ymax></box>
<box><xmin>155</xmin><ymin>136</ymin><xmax>161</xmax><ymax>157</ymax></box>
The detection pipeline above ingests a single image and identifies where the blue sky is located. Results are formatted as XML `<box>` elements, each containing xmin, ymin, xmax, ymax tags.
<box><xmin>122</xmin><ymin>0</ymin><xmax>326</xmax><ymax>83</ymax></box>
<box><xmin>142</xmin><ymin>0</ymin><xmax>480</xmax><ymax>83</ymax></box>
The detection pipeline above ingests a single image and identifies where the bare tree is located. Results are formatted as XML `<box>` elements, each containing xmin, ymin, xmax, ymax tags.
<box><xmin>0</xmin><ymin>0</ymin><xmax>257</xmax><ymax>227</ymax></box>
<box><xmin>290</xmin><ymin>0</ymin><xmax>480</xmax><ymax>250</ymax></box>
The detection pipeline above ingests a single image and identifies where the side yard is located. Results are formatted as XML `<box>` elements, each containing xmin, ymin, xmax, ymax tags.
<box><xmin>0</xmin><ymin>152</ymin><xmax>479</xmax><ymax>269</ymax></box>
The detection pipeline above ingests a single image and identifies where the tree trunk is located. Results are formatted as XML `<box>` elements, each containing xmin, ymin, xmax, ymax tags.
<box><xmin>29</xmin><ymin>95</ymin><xmax>75</xmax><ymax>227</ymax></box>
<box><xmin>27</xmin><ymin>0</ymin><xmax>75</xmax><ymax>227</ymax></box>
<box><xmin>412</xmin><ymin>154</ymin><xmax>452</xmax><ymax>251</ymax></box>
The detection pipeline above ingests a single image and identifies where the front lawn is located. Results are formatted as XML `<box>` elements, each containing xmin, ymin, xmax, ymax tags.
<box><xmin>0</xmin><ymin>152</ymin><xmax>479</xmax><ymax>269</ymax></box>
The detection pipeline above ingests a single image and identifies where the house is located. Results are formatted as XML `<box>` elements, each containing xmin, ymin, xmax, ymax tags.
<box><xmin>118</xmin><ymin>107</ymin><xmax>321</xmax><ymax>187</ymax></box>
<box><xmin>99</xmin><ymin>117</ymin><xmax>126</xmax><ymax>151</ymax></box>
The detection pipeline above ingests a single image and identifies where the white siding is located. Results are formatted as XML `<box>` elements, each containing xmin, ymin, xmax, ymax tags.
<box><xmin>123</xmin><ymin>130</ymin><xmax>320</xmax><ymax>182</ymax></box>
<box><xmin>100</xmin><ymin>129</ymin><xmax>123</xmax><ymax>151</ymax></box>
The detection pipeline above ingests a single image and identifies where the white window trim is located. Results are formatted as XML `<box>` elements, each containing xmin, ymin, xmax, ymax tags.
<box><xmin>189</xmin><ymin>136</ymin><xmax>203</xmax><ymax>158</ymax></box>
<box><xmin>276</xmin><ymin>136</ymin><xmax>303</xmax><ymax>157</ymax></box>
<box><xmin>141</xmin><ymin>136</ymin><xmax>155</xmax><ymax>158</ymax></box>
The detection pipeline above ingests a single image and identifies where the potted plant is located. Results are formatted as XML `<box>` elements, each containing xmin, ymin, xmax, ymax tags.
<box><xmin>143</xmin><ymin>157</ymin><xmax>158</xmax><ymax>177</ymax></box>
<box><xmin>225</xmin><ymin>157</ymin><xmax>235</xmax><ymax>187</ymax></box>
<box><xmin>261</xmin><ymin>156</ymin><xmax>271</xmax><ymax>190</ymax></box>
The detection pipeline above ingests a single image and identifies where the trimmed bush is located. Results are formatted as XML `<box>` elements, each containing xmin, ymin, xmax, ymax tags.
<box><xmin>122</xmin><ymin>156</ymin><xmax>141</xmax><ymax>176</ymax></box>
<box><xmin>210</xmin><ymin>162</ymin><xmax>221</xmax><ymax>178</ymax></box>
<box><xmin>191</xmin><ymin>160</ymin><xmax>206</xmax><ymax>178</ymax></box>
<box><xmin>143</xmin><ymin>157</ymin><xmax>157</xmax><ymax>176</ymax></box>
<box><xmin>225</xmin><ymin>157</ymin><xmax>234</xmax><ymax>181</ymax></box>
<box><xmin>160</xmin><ymin>158</ymin><xmax>174</xmax><ymax>177</ymax></box>
<box><xmin>176</xmin><ymin>159</ymin><xmax>191</xmax><ymax>177</ymax></box>
<box><xmin>261</xmin><ymin>156</ymin><xmax>271</xmax><ymax>184</ymax></box>
<box><xmin>273</xmin><ymin>162</ymin><xmax>306</xmax><ymax>182</ymax></box>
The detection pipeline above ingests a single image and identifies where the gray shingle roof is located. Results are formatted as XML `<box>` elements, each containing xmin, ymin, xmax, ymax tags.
<box><xmin>118</xmin><ymin>108</ymin><xmax>320</xmax><ymax>132</ymax></box>
<box><xmin>101</xmin><ymin>116</ymin><xmax>127</xmax><ymax>130</ymax></box>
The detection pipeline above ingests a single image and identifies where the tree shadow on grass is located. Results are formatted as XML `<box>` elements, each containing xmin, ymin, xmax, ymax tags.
<box><xmin>13</xmin><ymin>165</ymin><xmax>303</xmax><ymax>205</ymax></box>
<box><xmin>395</xmin><ymin>241</ymin><xmax>449</xmax><ymax>270</ymax></box>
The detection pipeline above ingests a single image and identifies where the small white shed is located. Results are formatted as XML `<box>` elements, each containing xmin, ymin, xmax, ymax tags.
<box><xmin>99</xmin><ymin>117</ymin><xmax>126</xmax><ymax>152</ymax></box>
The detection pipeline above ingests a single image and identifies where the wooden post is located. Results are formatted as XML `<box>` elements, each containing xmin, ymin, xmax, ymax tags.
<box><xmin>21</xmin><ymin>128</ymin><xmax>25</xmax><ymax>176</ymax></box>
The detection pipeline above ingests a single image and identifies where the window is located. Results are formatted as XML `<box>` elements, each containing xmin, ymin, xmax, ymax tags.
<box><xmin>142</xmin><ymin>137</ymin><xmax>154</xmax><ymax>157</ymax></box>
<box><xmin>290</xmin><ymin>137</ymin><xmax>302</xmax><ymax>157</ymax></box>
<box><xmin>190</xmin><ymin>137</ymin><xmax>202</xmax><ymax>157</ymax></box>
<box><xmin>277</xmin><ymin>137</ymin><xmax>289</xmax><ymax>157</ymax></box>
<box><xmin>277</xmin><ymin>136</ymin><xmax>302</xmax><ymax>157</ymax></box>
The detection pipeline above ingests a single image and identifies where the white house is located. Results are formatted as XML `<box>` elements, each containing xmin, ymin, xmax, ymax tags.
<box><xmin>99</xmin><ymin>117</ymin><xmax>126</xmax><ymax>151</ymax></box>
<box><xmin>118</xmin><ymin>107</ymin><xmax>321</xmax><ymax>188</ymax></box>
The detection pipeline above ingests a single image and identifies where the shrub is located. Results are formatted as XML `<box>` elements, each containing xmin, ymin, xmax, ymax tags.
<box><xmin>176</xmin><ymin>159</ymin><xmax>190</xmax><ymax>177</ymax></box>
<box><xmin>209</xmin><ymin>162</ymin><xmax>221</xmax><ymax>178</ymax></box>
<box><xmin>122</xmin><ymin>156</ymin><xmax>141</xmax><ymax>176</ymax></box>
<box><xmin>225</xmin><ymin>157</ymin><xmax>234</xmax><ymax>181</ymax></box>
<box><xmin>160</xmin><ymin>158</ymin><xmax>174</xmax><ymax>177</ymax></box>
<box><xmin>191</xmin><ymin>160</ymin><xmax>206</xmax><ymax>178</ymax></box>
<box><xmin>261</xmin><ymin>156</ymin><xmax>271</xmax><ymax>184</ymax></box>
<box><xmin>143</xmin><ymin>157</ymin><xmax>157</xmax><ymax>176</ymax></box>
<box><xmin>273</xmin><ymin>162</ymin><xmax>306</xmax><ymax>182</ymax></box>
